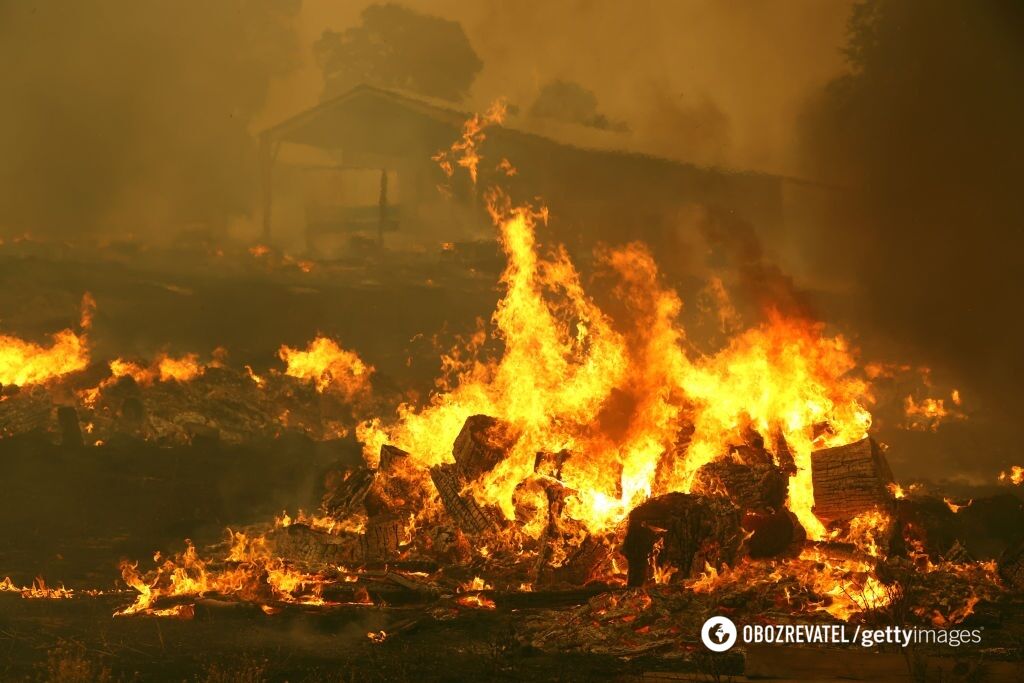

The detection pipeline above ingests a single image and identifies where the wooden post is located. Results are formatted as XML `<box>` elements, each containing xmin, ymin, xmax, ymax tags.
<box><xmin>259</xmin><ymin>134</ymin><xmax>275</xmax><ymax>243</ymax></box>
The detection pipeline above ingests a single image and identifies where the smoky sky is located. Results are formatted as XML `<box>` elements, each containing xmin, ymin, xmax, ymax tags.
<box><xmin>0</xmin><ymin>0</ymin><xmax>301</xmax><ymax>239</ymax></box>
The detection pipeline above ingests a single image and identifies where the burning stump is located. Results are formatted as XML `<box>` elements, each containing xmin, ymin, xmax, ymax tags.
<box><xmin>811</xmin><ymin>437</ymin><xmax>895</xmax><ymax>524</ymax></box>
<box><xmin>621</xmin><ymin>493</ymin><xmax>741</xmax><ymax>586</ymax></box>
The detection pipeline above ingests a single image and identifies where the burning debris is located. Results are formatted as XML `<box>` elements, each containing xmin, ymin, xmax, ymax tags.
<box><xmin>0</xmin><ymin>327</ymin><xmax>376</xmax><ymax>445</ymax></box>
<box><xmin>1</xmin><ymin>103</ymin><xmax>1021</xmax><ymax>680</ymax></box>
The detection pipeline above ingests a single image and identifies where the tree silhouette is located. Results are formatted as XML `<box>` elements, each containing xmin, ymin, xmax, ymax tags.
<box><xmin>528</xmin><ymin>80</ymin><xmax>627</xmax><ymax>131</ymax></box>
<box><xmin>801</xmin><ymin>0</ymin><xmax>1024</xmax><ymax>431</ymax></box>
<box><xmin>314</xmin><ymin>4</ymin><xmax>482</xmax><ymax>102</ymax></box>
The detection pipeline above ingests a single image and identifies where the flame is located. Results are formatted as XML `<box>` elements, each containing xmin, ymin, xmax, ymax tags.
<box><xmin>903</xmin><ymin>393</ymin><xmax>965</xmax><ymax>431</ymax></box>
<box><xmin>359</xmin><ymin>110</ymin><xmax>875</xmax><ymax>542</ymax></box>
<box><xmin>999</xmin><ymin>465</ymin><xmax>1024</xmax><ymax>486</ymax></box>
<box><xmin>108</xmin><ymin>353</ymin><xmax>205</xmax><ymax>385</ymax></box>
<box><xmin>115</xmin><ymin>531</ymin><xmax>336</xmax><ymax>616</ymax></box>
<box><xmin>0</xmin><ymin>576</ymin><xmax>74</xmax><ymax>599</ymax></box>
<box><xmin>279</xmin><ymin>336</ymin><xmax>374</xmax><ymax>398</ymax></box>
<box><xmin>0</xmin><ymin>293</ymin><xmax>93</xmax><ymax>386</ymax></box>
<box><xmin>432</xmin><ymin>99</ymin><xmax>507</xmax><ymax>184</ymax></box>
<box><xmin>943</xmin><ymin>497</ymin><xmax>972</xmax><ymax>513</ymax></box>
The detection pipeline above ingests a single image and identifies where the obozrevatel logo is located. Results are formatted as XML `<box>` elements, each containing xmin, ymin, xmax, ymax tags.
<box><xmin>701</xmin><ymin>616</ymin><xmax>738</xmax><ymax>652</ymax></box>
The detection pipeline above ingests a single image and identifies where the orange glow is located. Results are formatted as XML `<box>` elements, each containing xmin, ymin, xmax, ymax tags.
<box><xmin>115</xmin><ymin>531</ymin><xmax>339</xmax><ymax>617</ymax></box>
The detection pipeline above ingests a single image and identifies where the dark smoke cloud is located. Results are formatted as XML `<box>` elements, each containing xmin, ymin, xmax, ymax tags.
<box><xmin>0</xmin><ymin>0</ymin><xmax>301</xmax><ymax>240</ymax></box>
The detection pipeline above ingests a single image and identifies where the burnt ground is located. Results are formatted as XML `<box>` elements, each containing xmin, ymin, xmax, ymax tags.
<box><xmin>0</xmin><ymin>435</ymin><xmax>696</xmax><ymax>681</ymax></box>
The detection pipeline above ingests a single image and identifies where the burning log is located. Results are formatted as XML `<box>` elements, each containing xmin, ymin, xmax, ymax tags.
<box><xmin>811</xmin><ymin>437</ymin><xmax>895</xmax><ymax>524</ymax></box>
<box><xmin>378</xmin><ymin>444</ymin><xmax>409</xmax><ymax>470</ymax></box>
<box><xmin>429</xmin><ymin>463</ymin><xmax>500</xmax><ymax>535</ymax></box>
<box><xmin>541</xmin><ymin>534</ymin><xmax>609</xmax><ymax>586</ymax></box>
<box><xmin>452</xmin><ymin>414</ymin><xmax>518</xmax><ymax>481</ymax></box>
<box><xmin>693</xmin><ymin>459</ymin><xmax>787</xmax><ymax>514</ymax></box>
<box><xmin>621</xmin><ymin>493</ymin><xmax>741</xmax><ymax>586</ymax></box>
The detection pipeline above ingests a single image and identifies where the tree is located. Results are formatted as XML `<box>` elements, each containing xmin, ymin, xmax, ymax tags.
<box><xmin>528</xmin><ymin>80</ymin><xmax>627</xmax><ymax>131</ymax></box>
<box><xmin>314</xmin><ymin>4</ymin><xmax>482</xmax><ymax>102</ymax></box>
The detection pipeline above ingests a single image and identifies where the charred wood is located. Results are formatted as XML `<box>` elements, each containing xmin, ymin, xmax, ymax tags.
<box><xmin>621</xmin><ymin>492</ymin><xmax>741</xmax><ymax>586</ymax></box>
<box><xmin>361</xmin><ymin>512</ymin><xmax>407</xmax><ymax>561</ymax></box>
<box><xmin>998</xmin><ymin>538</ymin><xmax>1024</xmax><ymax>592</ymax></box>
<box><xmin>265</xmin><ymin>524</ymin><xmax>360</xmax><ymax>568</ymax></box>
<box><xmin>744</xmin><ymin>509</ymin><xmax>805</xmax><ymax>558</ymax></box>
<box><xmin>321</xmin><ymin>466</ymin><xmax>375</xmax><ymax>519</ymax></box>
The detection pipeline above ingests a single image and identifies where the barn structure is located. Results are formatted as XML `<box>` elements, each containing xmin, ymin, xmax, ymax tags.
<box><xmin>258</xmin><ymin>84</ymin><xmax>830</xmax><ymax>272</ymax></box>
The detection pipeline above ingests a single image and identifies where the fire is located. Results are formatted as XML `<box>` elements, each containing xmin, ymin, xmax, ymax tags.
<box><xmin>0</xmin><ymin>293</ymin><xmax>94</xmax><ymax>386</ymax></box>
<box><xmin>943</xmin><ymin>497</ymin><xmax>972</xmax><ymax>513</ymax></box>
<box><xmin>279</xmin><ymin>336</ymin><xmax>373</xmax><ymax>399</ymax></box>
<box><xmin>432</xmin><ymin>99</ymin><xmax>507</xmax><ymax>184</ymax></box>
<box><xmin>109</xmin><ymin>353</ymin><xmax>205</xmax><ymax>384</ymax></box>
<box><xmin>903</xmin><ymin>392</ymin><xmax>965</xmax><ymax>431</ymax></box>
<box><xmin>1</xmin><ymin>576</ymin><xmax>74</xmax><ymax>599</ymax></box>
<box><xmin>455</xmin><ymin>576</ymin><xmax>496</xmax><ymax>609</ymax></box>
<box><xmin>359</xmin><ymin>188</ymin><xmax>872</xmax><ymax>539</ymax></box>
<box><xmin>1000</xmin><ymin>466</ymin><xmax>1024</xmax><ymax>486</ymax></box>
<box><xmin>116</xmin><ymin>531</ymin><xmax>333</xmax><ymax>617</ymax></box>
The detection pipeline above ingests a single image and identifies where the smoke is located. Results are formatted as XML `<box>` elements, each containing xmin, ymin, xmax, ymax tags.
<box><xmin>284</xmin><ymin>0</ymin><xmax>851</xmax><ymax>174</ymax></box>
<box><xmin>798</xmin><ymin>0</ymin><xmax>1024</xmax><ymax>482</ymax></box>
<box><xmin>0</xmin><ymin>0</ymin><xmax>301</xmax><ymax>241</ymax></box>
